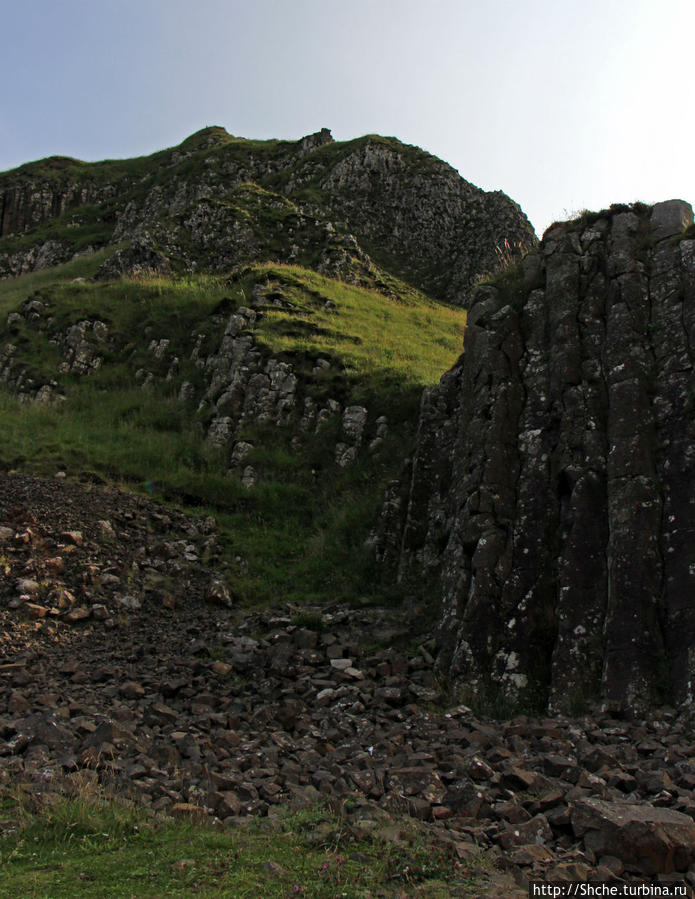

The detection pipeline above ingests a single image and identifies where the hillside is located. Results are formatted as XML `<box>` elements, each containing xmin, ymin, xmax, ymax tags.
<box><xmin>0</xmin><ymin>127</ymin><xmax>539</xmax><ymax>606</ymax></box>
<box><xmin>0</xmin><ymin>126</ymin><xmax>536</xmax><ymax>303</ymax></box>
<box><xmin>0</xmin><ymin>255</ymin><xmax>468</xmax><ymax>607</ymax></box>
<box><xmin>3</xmin><ymin>131</ymin><xmax>694</xmax><ymax>892</ymax></box>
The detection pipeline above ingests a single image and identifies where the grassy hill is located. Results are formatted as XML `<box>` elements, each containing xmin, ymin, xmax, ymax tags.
<box><xmin>0</xmin><ymin>254</ymin><xmax>465</xmax><ymax>607</ymax></box>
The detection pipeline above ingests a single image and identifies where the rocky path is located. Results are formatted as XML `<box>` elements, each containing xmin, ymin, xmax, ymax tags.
<box><xmin>1</xmin><ymin>472</ymin><xmax>695</xmax><ymax>894</ymax></box>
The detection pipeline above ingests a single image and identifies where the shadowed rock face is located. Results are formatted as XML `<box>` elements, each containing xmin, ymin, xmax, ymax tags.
<box><xmin>383</xmin><ymin>200</ymin><xmax>695</xmax><ymax>713</ymax></box>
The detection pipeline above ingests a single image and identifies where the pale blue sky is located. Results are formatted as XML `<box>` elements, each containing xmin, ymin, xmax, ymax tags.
<box><xmin>2</xmin><ymin>0</ymin><xmax>693</xmax><ymax>234</ymax></box>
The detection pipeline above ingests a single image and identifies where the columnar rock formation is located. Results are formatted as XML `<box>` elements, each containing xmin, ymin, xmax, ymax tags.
<box><xmin>384</xmin><ymin>200</ymin><xmax>695</xmax><ymax>713</ymax></box>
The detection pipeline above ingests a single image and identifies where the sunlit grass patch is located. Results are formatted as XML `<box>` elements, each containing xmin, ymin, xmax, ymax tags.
<box><xmin>242</xmin><ymin>262</ymin><xmax>466</xmax><ymax>388</ymax></box>
<box><xmin>0</xmin><ymin>248</ymin><xmax>115</xmax><ymax>316</ymax></box>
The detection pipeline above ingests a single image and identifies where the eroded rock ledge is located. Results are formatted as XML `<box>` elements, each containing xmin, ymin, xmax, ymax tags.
<box><xmin>380</xmin><ymin>200</ymin><xmax>695</xmax><ymax>714</ymax></box>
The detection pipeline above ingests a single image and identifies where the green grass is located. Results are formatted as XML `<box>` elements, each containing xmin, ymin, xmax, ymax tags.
<box><xmin>0</xmin><ymin>263</ymin><xmax>465</xmax><ymax>606</ymax></box>
<box><xmin>243</xmin><ymin>262</ymin><xmax>465</xmax><ymax>390</ymax></box>
<box><xmin>0</xmin><ymin>248</ymin><xmax>115</xmax><ymax>315</ymax></box>
<box><xmin>0</xmin><ymin>791</ymin><xmax>489</xmax><ymax>897</ymax></box>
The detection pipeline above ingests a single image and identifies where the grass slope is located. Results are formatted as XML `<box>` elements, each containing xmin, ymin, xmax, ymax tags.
<box><xmin>0</xmin><ymin>261</ymin><xmax>465</xmax><ymax>606</ymax></box>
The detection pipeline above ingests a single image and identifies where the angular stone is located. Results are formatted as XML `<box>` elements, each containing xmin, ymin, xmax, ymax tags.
<box><xmin>498</xmin><ymin>814</ymin><xmax>553</xmax><ymax>850</ymax></box>
<box><xmin>342</xmin><ymin>406</ymin><xmax>368</xmax><ymax>444</ymax></box>
<box><xmin>650</xmin><ymin>199</ymin><xmax>693</xmax><ymax>240</ymax></box>
<box><xmin>444</xmin><ymin>780</ymin><xmax>485</xmax><ymax>817</ymax></box>
<box><xmin>388</xmin><ymin>767</ymin><xmax>446</xmax><ymax>805</ymax></box>
<box><xmin>330</xmin><ymin>658</ymin><xmax>352</xmax><ymax>671</ymax></box>
<box><xmin>508</xmin><ymin>844</ymin><xmax>555</xmax><ymax>866</ymax></box>
<box><xmin>82</xmin><ymin>721</ymin><xmax>136</xmax><ymax>751</ymax></box>
<box><xmin>65</xmin><ymin>607</ymin><xmax>91</xmax><ymax>623</ymax></box>
<box><xmin>25</xmin><ymin>603</ymin><xmax>48</xmax><ymax>619</ymax></box>
<box><xmin>170</xmin><ymin>732</ymin><xmax>201</xmax><ymax>761</ymax></box>
<box><xmin>335</xmin><ymin>443</ymin><xmax>357</xmax><ymax>467</ymax></box>
<box><xmin>502</xmin><ymin>766</ymin><xmax>537</xmax><ymax>791</ymax></box>
<box><xmin>8</xmin><ymin>691</ymin><xmax>30</xmax><ymax>714</ymax></box>
<box><xmin>292</xmin><ymin>628</ymin><xmax>318</xmax><ymax>649</ymax></box>
<box><xmin>545</xmin><ymin>861</ymin><xmax>591</xmax><ymax>882</ymax></box>
<box><xmin>240</xmin><ymin>466</ymin><xmax>257</xmax><ymax>489</ymax></box>
<box><xmin>17</xmin><ymin>579</ymin><xmax>40</xmax><ymax>595</ymax></box>
<box><xmin>571</xmin><ymin>798</ymin><xmax>695</xmax><ymax>874</ymax></box>
<box><xmin>374</xmin><ymin>686</ymin><xmax>405</xmax><ymax>707</ymax></box>
<box><xmin>206</xmin><ymin>580</ymin><xmax>232</xmax><ymax>607</ymax></box>
<box><xmin>211</xmin><ymin>661</ymin><xmax>233</xmax><ymax>677</ymax></box>
<box><xmin>119</xmin><ymin>681</ymin><xmax>145</xmax><ymax>700</ymax></box>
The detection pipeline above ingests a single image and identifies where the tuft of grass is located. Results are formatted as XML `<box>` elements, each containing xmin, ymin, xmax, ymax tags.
<box><xmin>290</xmin><ymin>610</ymin><xmax>325</xmax><ymax>631</ymax></box>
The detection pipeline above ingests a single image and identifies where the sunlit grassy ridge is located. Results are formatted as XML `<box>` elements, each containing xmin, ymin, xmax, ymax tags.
<box><xmin>0</xmin><ymin>262</ymin><xmax>465</xmax><ymax>604</ymax></box>
<box><xmin>248</xmin><ymin>263</ymin><xmax>465</xmax><ymax>386</ymax></box>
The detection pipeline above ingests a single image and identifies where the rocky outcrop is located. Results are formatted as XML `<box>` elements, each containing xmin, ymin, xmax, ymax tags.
<box><xmin>382</xmin><ymin>200</ymin><xmax>695</xmax><ymax>713</ymax></box>
<box><xmin>0</xmin><ymin>278</ymin><xmax>389</xmax><ymax>477</ymax></box>
<box><xmin>0</xmin><ymin>128</ymin><xmax>535</xmax><ymax>301</ymax></box>
<box><xmin>2</xmin><ymin>295</ymin><xmax>109</xmax><ymax>402</ymax></box>
<box><xmin>278</xmin><ymin>136</ymin><xmax>536</xmax><ymax>302</ymax></box>
<box><xmin>0</xmin><ymin>171</ymin><xmax>113</xmax><ymax>237</ymax></box>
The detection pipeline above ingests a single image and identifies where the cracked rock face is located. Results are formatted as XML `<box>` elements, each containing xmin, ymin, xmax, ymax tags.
<box><xmin>0</xmin><ymin>129</ymin><xmax>536</xmax><ymax>302</ymax></box>
<box><xmin>385</xmin><ymin>200</ymin><xmax>695</xmax><ymax>713</ymax></box>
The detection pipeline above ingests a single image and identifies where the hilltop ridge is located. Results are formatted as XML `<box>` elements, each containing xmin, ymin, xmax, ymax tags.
<box><xmin>0</xmin><ymin>126</ymin><xmax>536</xmax><ymax>304</ymax></box>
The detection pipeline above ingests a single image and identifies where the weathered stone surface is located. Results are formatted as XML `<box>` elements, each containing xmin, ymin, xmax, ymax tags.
<box><xmin>342</xmin><ymin>405</ymin><xmax>368</xmax><ymax>444</ymax></box>
<box><xmin>0</xmin><ymin>128</ymin><xmax>535</xmax><ymax>302</ymax></box>
<box><xmin>650</xmin><ymin>199</ymin><xmax>693</xmax><ymax>240</ymax></box>
<box><xmin>380</xmin><ymin>201</ymin><xmax>695</xmax><ymax>713</ymax></box>
<box><xmin>571</xmin><ymin>798</ymin><xmax>695</xmax><ymax>874</ymax></box>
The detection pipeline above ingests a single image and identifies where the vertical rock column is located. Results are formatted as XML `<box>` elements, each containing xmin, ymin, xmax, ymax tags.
<box><xmin>390</xmin><ymin>200</ymin><xmax>695</xmax><ymax>712</ymax></box>
<box><xmin>651</xmin><ymin>205</ymin><xmax>695</xmax><ymax>704</ymax></box>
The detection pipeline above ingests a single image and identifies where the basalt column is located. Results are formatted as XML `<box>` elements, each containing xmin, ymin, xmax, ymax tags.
<box><xmin>391</xmin><ymin>201</ymin><xmax>695</xmax><ymax>712</ymax></box>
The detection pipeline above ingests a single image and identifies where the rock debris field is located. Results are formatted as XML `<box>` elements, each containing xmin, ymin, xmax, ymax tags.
<box><xmin>2</xmin><ymin>472</ymin><xmax>695</xmax><ymax>894</ymax></box>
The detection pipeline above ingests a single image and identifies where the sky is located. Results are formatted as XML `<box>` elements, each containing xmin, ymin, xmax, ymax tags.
<box><xmin>1</xmin><ymin>0</ymin><xmax>693</xmax><ymax>236</ymax></box>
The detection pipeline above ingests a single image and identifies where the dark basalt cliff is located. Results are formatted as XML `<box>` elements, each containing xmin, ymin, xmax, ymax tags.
<box><xmin>0</xmin><ymin>127</ymin><xmax>535</xmax><ymax>303</ymax></box>
<box><xmin>378</xmin><ymin>200</ymin><xmax>695</xmax><ymax>713</ymax></box>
